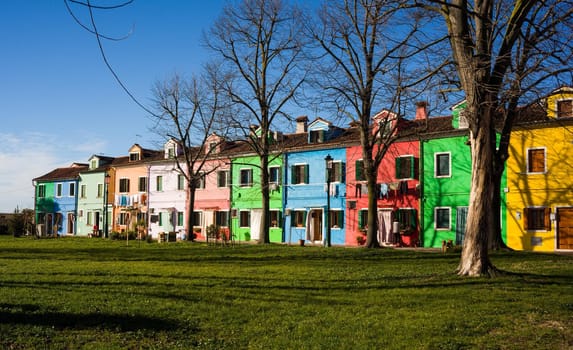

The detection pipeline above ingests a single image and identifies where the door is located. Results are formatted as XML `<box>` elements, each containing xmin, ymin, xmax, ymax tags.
<box><xmin>456</xmin><ymin>207</ymin><xmax>468</xmax><ymax>246</ymax></box>
<box><xmin>557</xmin><ymin>208</ymin><xmax>573</xmax><ymax>250</ymax></box>
<box><xmin>306</xmin><ymin>209</ymin><xmax>323</xmax><ymax>242</ymax></box>
<box><xmin>67</xmin><ymin>213</ymin><xmax>74</xmax><ymax>234</ymax></box>
<box><xmin>377</xmin><ymin>210</ymin><xmax>392</xmax><ymax>244</ymax></box>
<box><xmin>251</xmin><ymin>209</ymin><xmax>263</xmax><ymax>241</ymax></box>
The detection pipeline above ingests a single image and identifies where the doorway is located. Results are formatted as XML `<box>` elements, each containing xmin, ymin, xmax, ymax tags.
<box><xmin>557</xmin><ymin>207</ymin><xmax>573</xmax><ymax>250</ymax></box>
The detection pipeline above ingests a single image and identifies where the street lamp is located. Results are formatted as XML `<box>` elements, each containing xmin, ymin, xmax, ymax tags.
<box><xmin>103</xmin><ymin>172</ymin><xmax>110</xmax><ymax>238</ymax></box>
<box><xmin>324</xmin><ymin>154</ymin><xmax>333</xmax><ymax>247</ymax></box>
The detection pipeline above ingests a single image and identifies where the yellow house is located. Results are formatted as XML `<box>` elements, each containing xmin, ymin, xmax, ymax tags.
<box><xmin>506</xmin><ymin>87</ymin><xmax>573</xmax><ymax>251</ymax></box>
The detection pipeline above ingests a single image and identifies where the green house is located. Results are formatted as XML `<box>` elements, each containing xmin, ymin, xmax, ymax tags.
<box><xmin>230</xmin><ymin>153</ymin><xmax>284</xmax><ymax>243</ymax></box>
<box><xmin>421</xmin><ymin>103</ymin><xmax>507</xmax><ymax>247</ymax></box>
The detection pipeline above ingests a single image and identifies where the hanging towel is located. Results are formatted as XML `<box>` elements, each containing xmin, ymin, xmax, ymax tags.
<box><xmin>379</xmin><ymin>183</ymin><xmax>389</xmax><ymax>199</ymax></box>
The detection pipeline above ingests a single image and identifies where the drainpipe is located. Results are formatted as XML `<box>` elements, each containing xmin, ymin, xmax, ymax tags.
<box><xmin>419</xmin><ymin>139</ymin><xmax>424</xmax><ymax>247</ymax></box>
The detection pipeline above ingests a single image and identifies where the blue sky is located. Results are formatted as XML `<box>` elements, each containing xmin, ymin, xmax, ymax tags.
<box><xmin>0</xmin><ymin>1</ymin><xmax>228</xmax><ymax>212</ymax></box>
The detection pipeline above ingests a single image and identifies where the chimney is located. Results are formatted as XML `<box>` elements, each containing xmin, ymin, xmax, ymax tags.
<box><xmin>295</xmin><ymin>116</ymin><xmax>308</xmax><ymax>133</ymax></box>
<box><xmin>415</xmin><ymin>101</ymin><xmax>428</xmax><ymax>120</ymax></box>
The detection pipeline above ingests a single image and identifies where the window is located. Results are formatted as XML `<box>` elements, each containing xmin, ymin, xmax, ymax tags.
<box><xmin>355</xmin><ymin>160</ymin><xmax>365</xmax><ymax>181</ymax></box>
<box><xmin>292</xmin><ymin>210</ymin><xmax>306</xmax><ymax>228</ymax></box>
<box><xmin>158</xmin><ymin>213</ymin><xmax>163</xmax><ymax>226</ymax></box>
<box><xmin>329</xmin><ymin>210</ymin><xmax>344</xmax><ymax>229</ymax></box>
<box><xmin>435</xmin><ymin>153</ymin><xmax>451</xmax><ymax>178</ymax></box>
<box><xmin>269</xmin><ymin>166</ymin><xmax>281</xmax><ymax>185</ymax></box>
<box><xmin>209</xmin><ymin>142</ymin><xmax>217</xmax><ymax>152</ymax></box>
<box><xmin>292</xmin><ymin>164</ymin><xmax>309</xmax><ymax>184</ymax></box>
<box><xmin>138</xmin><ymin>177</ymin><xmax>147</xmax><ymax>192</ymax></box>
<box><xmin>557</xmin><ymin>99</ymin><xmax>573</xmax><ymax>118</ymax></box>
<box><xmin>240</xmin><ymin>169</ymin><xmax>252</xmax><ymax>187</ymax></box>
<box><xmin>396</xmin><ymin>156</ymin><xmax>415</xmax><ymax>179</ymax></box>
<box><xmin>192</xmin><ymin>211</ymin><xmax>202</xmax><ymax>227</ymax></box>
<box><xmin>358</xmin><ymin>210</ymin><xmax>369</xmax><ymax>230</ymax></box>
<box><xmin>87</xmin><ymin>211</ymin><xmax>93</xmax><ymax>225</ymax></box>
<box><xmin>97</xmin><ymin>183</ymin><xmax>103</xmax><ymax>198</ymax></box>
<box><xmin>118</xmin><ymin>213</ymin><xmax>128</xmax><ymax>225</ymax></box>
<box><xmin>396</xmin><ymin>209</ymin><xmax>416</xmax><ymax>231</ymax></box>
<box><xmin>156</xmin><ymin>176</ymin><xmax>163</xmax><ymax>191</ymax></box>
<box><xmin>56</xmin><ymin>183</ymin><xmax>63</xmax><ymax>197</ymax></box>
<box><xmin>168</xmin><ymin>147</ymin><xmax>175</xmax><ymax>159</ymax></box>
<box><xmin>527</xmin><ymin>148</ymin><xmax>546</xmax><ymax>173</ymax></box>
<box><xmin>524</xmin><ymin>207</ymin><xmax>550</xmax><ymax>231</ymax></box>
<box><xmin>239</xmin><ymin>211</ymin><xmax>250</xmax><ymax>228</ymax></box>
<box><xmin>177</xmin><ymin>212</ymin><xmax>184</xmax><ymax>226</ymax></box>
<box><xmin>309</xmin><ymin>130</ymin><xmax>324</xmax><ymax>143</ymax></box>
<box><xmin>216</xmin><ymin>211</ymin><xmax>229</xmax><ymax>227</ymax></box>
<box><xmin>217</xmin><ymin>170</ymin><xmax>229</xmax><ymax>188</ymax></box>
<box><xmin>90</xmin><ymin>159</ymin><xmax>97</xmax><ymax>169</ymax></box>
<box><xmin>328</xmin><ymin>162</ymin><xmax>344</xmax><ymax>183</ymax></box>
<box><xmin>80</xmin><ymin>184</ymin><xmax>87</xmax><ymax>198</ymax></box>
<box><xmin>435</xmin><ymin>207</ymin><xmax>451</xmax><ymax>230</ymax></box>
<box><xmin>38</xmin><ymin>184</ymin><xmax>46</xmax><ymax>198</ymax></box>
<box><xmin>68</xmin><ymin>183</ymin><xmax>75</xmax><ymax>197</ymax></box>
<box><xmin>178</xmin><ymin>174</ymin><xmax>185</xmax><ymax>190</ymax></box>
<box><xmin>119</xmin><ymin>179</ymin><xmax>130</xmax><ymax>193</ymax></box>
<box><xmin>270</xmin><ymin>210</ymin><xmax>281</xmax><ymax>228</ymax></box>
<box><xmin>129</xmin><ymin>152</ymin><xmax>140</xmax><ymax>161</ymax></box>
<box><xmin>195</xmin><ymin>173</ymin><xmax>205</xmax><ymax>189</ymax></box>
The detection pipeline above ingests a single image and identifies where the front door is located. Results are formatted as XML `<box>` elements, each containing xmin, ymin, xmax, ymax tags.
<box><xmin>250</xmin><ymin>209</ymin><xmax>263</xmax><ymax>241</ymax></box>
<box><xmin>455</xmin><ymin>207</ymin><xmax>468</xmax><ymax>246</ymax></box>
<box><xmin>377</xmin><ymin>209</ymin><xmax>393</xmax><ymax>244</ymax></box>
<box><xmin>557</xmin><ymin>208</ymin><xmax>573</xmax><ymax>250</ymax></box>
<box><xmin>67</xmin><ymin>213</ymin><xmax>74</xmax><ymax>234</ymax></box>
<box><xmin>307</xmin><ymin>209</ymin><xmax>323</xmax><ymax>242</ymax></box>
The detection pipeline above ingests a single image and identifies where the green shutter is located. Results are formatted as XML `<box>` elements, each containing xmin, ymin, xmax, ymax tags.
<box><xmin>356</xmin><ymin>160</ymin><xmax>363</xmax><ymax>181</ymax></box>
<box><xmin>291</xmin><ymin>165</ymin><xmax>296</xmax><ymax>184</ymax></box>
<box><xmin>409</xmin><ymin>156</ymin><xmax>415</xmax><ymax>179</ymax></box>
<box><xmin>341</xmin><ymin>162</ymin><xmax>346</xmax><ymax>183</ymax></box>
<box><xmin>304</xmin><ymin>164</ymin><xmax>309</xmax><ymax>184</ymax></box>
<box><xmin>358</xmin><ymin>210</ymin><xmax>364</xmax><ymax>228</ymax></box>
<box><xmin>395</xmin><ymin>157</ymin><xmax>401</xmax><ymax>178</ymax></box>
<box><xmin>338</xmin><ymin>211</ymin><xmax>344</xmax><ymax>228</ymax></box>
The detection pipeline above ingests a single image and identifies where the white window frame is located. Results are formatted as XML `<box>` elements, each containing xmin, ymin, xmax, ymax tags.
<box><xmin>239</xmin><ymin>168</ymin><xmax>253</xmax><ymax>187</ymax></box>
<box><xmin>434</xmin><ymin>207</ymin><xmax>451</xmax><ymax>230</ymax></box>
<box><xmin>56</xmin><ymin>183</ymin><xmax>63</xmax><ymax>197</ymax></box>
<box><xmin>269</xmin><ymin>166</ymin><xmax>281</xmax><ymax>185</ymax></box>
<box><xmin>526</xmin><ymin>147</ymin><xmax>547</xmax><ymax>174</ymax></box>
<box><xmin>239</xmin><ymin>210</ymin><xmax>251</xmax><ymax>228</ymax></box>
<box><xmin>556</xmin><ymin>98</ymin><xmax>573</xmax><ymax>118</ymax></box>
<box><xmin>434</xmin><ymin>152</ymin><xmax>452</xmax><ymax>178</ymax></box>
<box><xmin>217</xmin><ymin>170</ymin><xmax>230</xmax><ymax>188</ymax></box>
<box><xmin>80</xmin><ymin>184</ymin><xmax>87</xmax><ymax>198</ymax></box>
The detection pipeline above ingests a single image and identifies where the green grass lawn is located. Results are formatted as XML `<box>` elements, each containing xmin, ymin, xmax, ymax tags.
<box><xmin>0</xmin><ymin>236</ymin><xmax>571</xmax><ymax>349</ymax></box>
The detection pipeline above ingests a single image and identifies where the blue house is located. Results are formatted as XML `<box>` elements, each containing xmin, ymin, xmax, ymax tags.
<box><xmin>33</xmin><ymin>163</ymin><xmax>87</xmax><ymax>236</ymax></box>
<box><xmin>283</xmin><ymin>118</ymin><xmax>357</xmax><ymax>245</ymax></box>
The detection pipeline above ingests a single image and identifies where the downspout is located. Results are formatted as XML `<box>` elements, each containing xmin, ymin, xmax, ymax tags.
<box><xmin>228</xmin><ymin>159</ymin><xmax>233</xmax><ymax>241</ymax></box>
<box><xmin>147</xmin><ymin>165</ymin><xmax>151</xmax><ymax>238</ymax></box>
<box><xmin>281</xmin><ymin>152</ymin><xmax>287</xmax><ymax>243</ymax></box>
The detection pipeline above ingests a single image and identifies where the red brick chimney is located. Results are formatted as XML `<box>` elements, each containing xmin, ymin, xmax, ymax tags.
<box><xmin>415</xmin><ymin>101</ymin><xmax>428</xmax><ymax>120</ymax></box>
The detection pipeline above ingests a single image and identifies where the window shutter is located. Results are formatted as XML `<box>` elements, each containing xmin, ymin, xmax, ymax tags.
<box><xmin>291</xmin><ymin>166</ymin><xmax>296</xmax><ymax>184</ymax></box>
<box><xmin>278</xmin><ymin>211</ymin><xmax>283</xmax><ymax>228</ymax></box>
<box><xmin>356</xmin><ymin>160</ymin><xmax>363</xmax><ymax>181</ymax></box>
<box><xmin>338</xmin><ymin>211</ymin><xmax>344</xmax><ymax>228</ymax></box>
<box><xmin>410</xmin><ymin>209</ymin><xmax>417</xmax><ymax>229</ymax></box>
<box><xmin>409</xmin><ymin>156</ymin><xmax>415</xmax><ymax>179</ymax></box>
<box><xmin>358</xmin><ymin>210</ymin><xmax>364</xmax><ymax>228</ymax></box>
<box><xmin>523</xmin><ymin>208</ymin><xmax>529</xmax><ymax>230</ymax></box>
<box><xmin>291</xmin><ymin>213</ymin><xmax>295</xmax><ymax>226</ymax></box>
<box><xmin>304</xmin><ymin>164</ymin><xmax>309</xmax><ymax>184</ymax></box>
<box><xmin>341</xmin><ymin>162</ymin><xmax>346</xmax><ymax>183</ymax></box>
<box><xmin>544</xmin><ymin>207</ymin><xmax>551</xmax><ymax>231</ymax></box>
<box><xmin>395</xmin><ymin>157</ymin><xmax>401</xmax><ymax>178</ymax></box>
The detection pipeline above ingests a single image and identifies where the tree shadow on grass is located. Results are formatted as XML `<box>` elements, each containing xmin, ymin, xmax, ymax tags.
<box><xmin>0</xmin><ymin>303</ymin><xmax>189</xmax><ymax>332</ymax></box>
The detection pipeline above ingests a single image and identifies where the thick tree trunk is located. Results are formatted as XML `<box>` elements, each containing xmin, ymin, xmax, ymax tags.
<box><xmin>365</xmin><ymin>175</ymin><xmax>380</xmax><ymax>248</ymax></box>
<box><xmin>489</xmin><ymin>167</ymin><xmax>511</xmax><ymax>251</ymax></box>
<box><xmin>187</xmin><ymin>183</ymin><xmax>196</xmax><ymax>241</ymax></box>
<box><xmin>259</xmin><ymin>153</ymin><xmax>270</xmax><ymax>244</ymax></box>
<box><xmin>457</xmin><ymin>117</ymin><xmax>499</xmax><ymax>277</ymax></box>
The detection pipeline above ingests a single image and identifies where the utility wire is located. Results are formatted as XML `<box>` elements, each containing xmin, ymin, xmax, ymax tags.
<box><xmin>65</xmin><ymin>0</ymin><xmax>159</xmax><ymax>118</ymax></box>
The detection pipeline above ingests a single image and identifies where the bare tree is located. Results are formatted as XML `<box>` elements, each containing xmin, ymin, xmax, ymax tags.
<box><xmin>204</xmin><ymin>0</ymin><xmax>307</xmax><ymax>244</ymax></box>
<box><xmin>151</xmin><ymin>68</ymin><xmax>228</xmax><ymax>241</ymax></box>
<box><xmin>421</xmin><ymin>0</ymin><xmax>573</xmax><ymax>276</ymax></box>
<box><xmin>308</xmin><ymin>0</ymin><xmax>446</xmax><ymax>247</ymax></box>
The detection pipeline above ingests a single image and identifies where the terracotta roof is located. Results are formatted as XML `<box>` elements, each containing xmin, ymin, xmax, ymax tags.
<box><xmin>33</xmin><ymin>164</ymin><xmax>89</xmax><ymax>182</ymax></box>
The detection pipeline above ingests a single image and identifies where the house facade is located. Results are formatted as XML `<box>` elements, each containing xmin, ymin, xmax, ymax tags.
<box><xmin>506</xmin><ymin>88</ymin><xmax>573</xmax><ymax>251</ymax></box>
<box><xmin>33</xmin><ymin>163</ymin><xmax>87</xmax><ymax>236</ymax></box>
<box><xmin>76</xmin><ymin>155</ymin><xmax>114</xmax><ymax>237</ymax></box>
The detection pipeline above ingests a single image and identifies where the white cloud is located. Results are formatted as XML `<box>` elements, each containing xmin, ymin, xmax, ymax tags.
<box><xmin>0</xmin><ymin>132</ymin><xmax>108</xmax><ymax>212</ymax></box>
